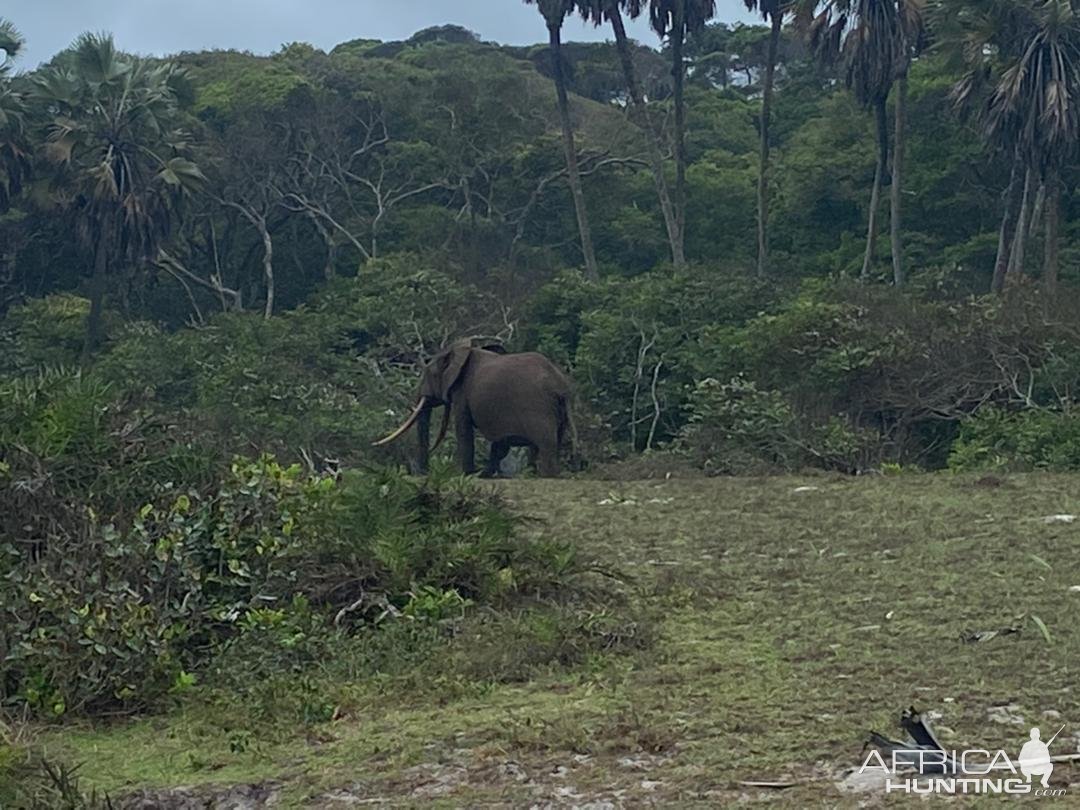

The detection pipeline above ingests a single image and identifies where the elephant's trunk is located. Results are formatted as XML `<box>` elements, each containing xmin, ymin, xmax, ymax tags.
<box><xmin>372</xmin><ymin>397</ymin><xmax>428</xmax><ymax>446</ymax></box>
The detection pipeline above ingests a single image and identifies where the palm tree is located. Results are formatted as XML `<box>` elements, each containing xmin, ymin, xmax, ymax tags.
<box><xmin>649</xmin><ymin>0</ymin><xmax>717</xmax><ymax>257</ymax></box>
<box><xmin>580</xmin><ymin>0</ymin><xmax>685</xmax><ymax>267</ymax></box>
<box><xmin>0</xmin><ymin>18</ymin><xmax>28</xmax><ymax>213</ymax></box>
<box><xmin>796</xmin><ymin>0</ymin><xmax>905</xmax><ymax>281</ymax></box>
<box><xmin>743</xmin><ymin>0</ymin><xmax>788</xmax><ymax>277</ymax></box>
<box><xmin>33</xmin><ymin>34</ymin><xmax>205</xmax><ymax>362</ymax></box>
<box><xmin>988</xmin><ymin>1</ymin><xmax>1080</xmax><ymax>290</ymax></box>
<box><xmin>526</xmin><ymin>0</ymin><xmax>600</xmax><ymax>281</ymax></box>
<box><xmin>939</xmin><ymin>0</ymin><xmax>1080</xmax><ymax>292</ymax></box>
<box><xmin>934</xmin><ymin>0</ymin><xmax>1026</xmax><ymax>292</ymax></box>
<box><xmin>1007</xmin><ymin>167</ymin><xmax>1035</xmax><ymax>277</ymax></box>
<box><xmin>888</xmin><ymin>0</ymin><xmax>926</xmax><ymax>286</ymax></box>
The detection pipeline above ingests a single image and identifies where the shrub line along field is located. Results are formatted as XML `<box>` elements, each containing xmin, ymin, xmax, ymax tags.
<box><xmin>18</xmin><ymin>472</ymin><xmax>1080</xmax><ymax>807</ymax></box>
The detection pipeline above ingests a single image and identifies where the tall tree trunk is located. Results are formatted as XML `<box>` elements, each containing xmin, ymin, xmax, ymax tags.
<box><xmin>1007</xmin><ymin>167</ymin><xmax>1033</xmax><ymax>278</ymax></box>
<box><xmin>324</xmin><ymin>235</ymin><xmax>337</xmax><ymax>282</ymax></box>
<box><xmin>671</xmin><ymin>7</ymin><xmax>688</xmax><ymax>258</ymax></box>
<box><xmin>890</xmin><ymin>73</ymin><xmax>907</xmax><ymax>286</ymax></box>
<box><xmin>549</xmin><ymin>23</ymin><xmax>600</xmax><ymax>282</ymax></box>
<box><xmin>1044</xmin><ymin>166</ymin><xmax>1060</xmax><ymax>291</ymax></box>
<box><xmin>991</xmin><ymin>155</ymin><xmax>1023</xmax><ymax>294</ymax></box>
<box><xmin>1028</xmin><ymin>180</ymin><xmax>1047</xmax><ymax>240</ymax></box>
<box><xmin>81</xmin><ymin>227</ymin><xmax>110</xmax><ymax>366</ymax></box>
<box><xmin>609</xmin><ymin>4</ymin><xmax>684</xmax><ymax>268</ymax></box>
<box><xmin>258</xmin><ymin>218</ymin><xmax>274</xmax><ymax>319</ymax></box>
<box><xmin>756</xmin><ymin>12</ymin><xmax>782</xmax><ymax>277</ymax></box>
<box><xmin>862</xmin><ymin>98</ymin><xmax>889</xmax><ymax>280</ymax></box>
<box><xmin>308</xmin><ymin>212</ymin><xmax>337</xmax><ymax>281</ymax></box>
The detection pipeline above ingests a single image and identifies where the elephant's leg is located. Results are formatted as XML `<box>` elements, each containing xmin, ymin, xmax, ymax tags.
<box><xmin>454</xmin><ymin>407</ymin><xmax>476</xmax><ymax>475</ymax></box>
<box><xmin>526</xmin><ymin>444</ymin><xmax>539</xmax><ymax>471</ymax></box>
<box><xmin>534</xmin><ymin>431</ymin><xmax>560</xmax><ymax>478</ymax></box>
<box><xmin>482</xmin><ymin>439</ymin><xmax>510</xmax><ymax>478</ymax></box>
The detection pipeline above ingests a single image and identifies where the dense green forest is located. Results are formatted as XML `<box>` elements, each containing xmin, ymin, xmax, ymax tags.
<box><xmin>6</xmin><ymin>2</ymin><xmax>1080</xmax><ymax>799</ymax></box>
<box><xmin>3</xmin><ymin>8</ymin><xmax>1079</xmax><ymax>472</ymax></box>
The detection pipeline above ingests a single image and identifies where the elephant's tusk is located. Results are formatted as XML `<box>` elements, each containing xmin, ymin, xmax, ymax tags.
<box><xmin>430</xmin><ymin>404</ymin><xmax>451</xmax><ymax>451</ymax></box>
<box><xmin>372</xmin><ymin>398</ymin><xmax>426</xmax><ymax>446</ymax></box>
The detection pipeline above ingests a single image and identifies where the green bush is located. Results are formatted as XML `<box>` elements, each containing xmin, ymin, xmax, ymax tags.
<box><xmin>678</xmin><ymin>377</ymin><xmax>874</xmax><ymax>473</ymax></box>
<box><xmin>94</xmin><ymin>255</ymin><xmax>503</xmax><ymax>468</ymax></box>
<box><xmin>99</xmin><ymin>313</ymin><xmax>398</xmax><ymax>466</ymax></box>
<box><xmin>0</xmin><ymin>295</ymin><xmax>107</xmax><ymax>375</ymax></box>
<box><xmin>679</xmin><ymin>377</ymin><xmax>800</xmax><ymax>473</ymax></box>
<box><xmin>688</xmin><ymin>281</ymin><xmax>1080</xmax><ymax>468</ymax></box>
<box><xmin>949</xmin><ymin>407</ymin><xmax>1080</xmax><ymax>471</ymax></box>
<box><xmin>523</xmin><ymin>265</ymin><xmax>778</xmax><ymax>454</ymax></box>
<box><xmin>0</xmin><ymin>458</ymin><xmax>574</xmax><ymax>715</ymax></box>
<box><xmin>0</xmin><ymin>367</ymin><xmax>219</xmax><ymax>515</ymax></box>
<box><xmin>0</xmin><ymin>370</ymin><xmax>583</xmax><ymax>717</ymax></box>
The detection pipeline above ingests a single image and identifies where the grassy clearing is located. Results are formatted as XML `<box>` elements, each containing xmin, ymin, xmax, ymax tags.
<box><xmin>20</xmin><ymin>473</ymin><xmax>1080</xmax><ymax>806</ymax></box>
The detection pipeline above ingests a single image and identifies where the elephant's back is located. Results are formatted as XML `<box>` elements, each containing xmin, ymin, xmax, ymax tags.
<box><xmin>468</xmin><ymin>352</ymin><xmax>570</xmax><ymax>441</ymax></box>
<box><xmin>490</xmin><ymin>352</ymin><xmax>569</xmax><ymax>391</ymax></box>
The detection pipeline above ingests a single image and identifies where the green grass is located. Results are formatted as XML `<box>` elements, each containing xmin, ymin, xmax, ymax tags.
<box><xmin>19</xmin><ymin>473</ymin><xmax>1080</xmax><ymax>806</ymax></box>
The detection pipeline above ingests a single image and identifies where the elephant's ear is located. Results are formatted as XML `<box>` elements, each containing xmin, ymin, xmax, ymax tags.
<box><xmin>439</xmin><ymin>346</ymin><xmax>472</xmax><ymax>402</ymax></box>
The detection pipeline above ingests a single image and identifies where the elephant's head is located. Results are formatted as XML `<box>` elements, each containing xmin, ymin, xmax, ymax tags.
<box><xmin>372</xmin><ymin>344</ymin><xmax>474</xmax><ymax>472</ymax></box>
<box><xmin>418</xmin><ymin>344</ymin><xmax>472</xmax><ymax>406</ymax></box>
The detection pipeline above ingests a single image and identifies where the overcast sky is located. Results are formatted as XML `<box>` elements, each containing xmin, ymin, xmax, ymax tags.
<box><xmin>6</xmin><ymin>1</ymin><xmax>758</xmax><ymax>68</ymax></box>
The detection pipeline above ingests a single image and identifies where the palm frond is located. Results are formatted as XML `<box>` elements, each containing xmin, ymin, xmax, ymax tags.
<box><xmin>944</xmin><ymin>0</ymin><xmax>1080</xmax><ymax>165</ymax></box>
<box><xmin>71</xmin><ymin>32</ymin><xmax>127</xmax><ymax>84</ymax></box>
<box><xmin>796</xmin><ymin>0</ymin><xmax>924</xmax><ymax>106</ymax></box>
<box><xmin>0</xmin><ymin>18</ymin><xmax>24</xmax><ymax>72</ymax></box>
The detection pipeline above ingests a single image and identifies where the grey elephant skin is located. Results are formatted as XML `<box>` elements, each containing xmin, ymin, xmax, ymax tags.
<box><xmin>375</xmin><ymin>346</ymin><xmax>577</xmax><ymax>477</ymax></box>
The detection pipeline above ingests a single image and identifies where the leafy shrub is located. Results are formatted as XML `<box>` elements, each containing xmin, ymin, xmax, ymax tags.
<box><xmin>949</xmin><ymin>407</ymin><xmax>1080</xmax><ymax>471</ymax></box>
<box><xmin>678</xmin><ymin>377</ymin><xmax>874</xmax><ymax>473</ymax></box>
<box><xmin>679</xmin><ymin>377</ymin><xmax>800</xmax><ymax>473</ymax></box>
<box><xmin>0</xmin><ymin>369</ymin><xmax>113</xmax><ymax>464</ymax></box>
<box><xmin>522</xmin><ymin>265</ymin><xmax>778</xmax><ymax>454</ymax></box>
<box><xmin>0</xmin><ymin>371</ymin><xmax>584</xmax><ymax>717</ymax></box>
<box><xmin>95</xmin><ymin>255</ymin><xmax>503</xmax><ymax>468</ymax></box>
<box><xmin>0</xmin><ymin>367</ymin><xmax>219</xmax><ymax>517</ymax></box>
<box><xmin>99</xmin><ymin>313</ymin><xmax>398</xmax><ymax>467</ymax></box>
<box><xmin>0</xmin><ymin>459</ymin><xmax>574</xmax><ymax>715</ymax></box>
<box><xmin>526</xmin><ymin>272</ymin><xmax>1080</xmax><ymax>470</ymax></box>
<box><xmin>690</xmin><ymin>281</ymin><xmax>1080</xmax><ymax>467</ymax></box>
<box><xmin>0</xmin><ymin>295</ymin><xmax>106</xmax><ymax>375</ymax></box>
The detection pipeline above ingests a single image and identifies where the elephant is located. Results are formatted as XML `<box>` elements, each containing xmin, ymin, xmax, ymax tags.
<box><xmin>374</xmin><ymin>343</ymin><xmax>577</xmax><ymax>477</ymax></box>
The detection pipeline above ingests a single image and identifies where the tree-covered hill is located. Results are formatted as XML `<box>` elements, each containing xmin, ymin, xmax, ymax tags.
<box><xmin>2</xmin><ymin>16</ymin><xmax>1053</xmax><ymax>322</ymax></box>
